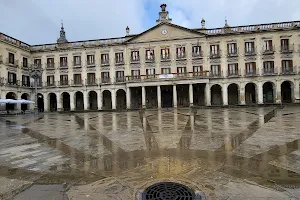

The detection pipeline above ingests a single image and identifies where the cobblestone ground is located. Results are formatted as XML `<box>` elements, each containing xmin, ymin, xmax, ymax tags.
<box><xmin>0</xmin><ymin>106</ymin><xmax>300</xmax><ymax>199</ymax></box>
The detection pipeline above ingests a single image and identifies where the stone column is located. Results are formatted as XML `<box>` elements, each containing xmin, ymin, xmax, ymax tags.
<box><xmin>258</xmin><ymin>81</ymin><xmax>264</xmax><ymax>104</ymax></box>
<box><xmin>84</xmin><ymin>90</ymin><xmax>89</xmax><ymax>110</ymax></box>
<box><xmin>240</xmin><ymin>83</ymin><xmax>246</xmax><ymax>105</ymax></box>
<box><xmin>276</xmin><ymin>80</ymin><xmax>282</xmax><ymax>104</ymax></box>
<box><xmin>173</xmin><ymin>85</ymin><xmax>177</xmax><ymax>108</ymax></box>
<box><xmin>111</xmin><ymin>89</ymin><xmax>116</xmax><ymax>110</ymax></box>
<box><xmin>157</xmin><ymin>85</ymin><xmax>161</xmax><ymax>108</ymax></box>
<box><xmin>222</xmin><ymin>83</ymin><xmax>228</xmax><ymax>106</ymax></box>
<box><xmin>126</xmin><ymin>87</ymin><xmax>131</xmax><ymax>109</ymax></box>
<box><xmin>294</xmin><ymin>79</ymin><xmax>300</xmax><ymax>101</ymax></box>
<box><xmin>97</xmin><ymin>90</ymin><xmax>102</xmax><ymax>110</ymax></box>
<box><xmin>70</xmin><ymin>92</ymin><xmax>75</xmax><ymax>111</ymax></box>
<box><xmin>189</xmin><ymin>84</ymin><xmax>194</xmax><ymax>107</ymax></box>
<box><xmin>57</xmin><ymin>93</ymin><xmax>62</xmax><ymax>111</ymax></box>
<box><xmin>16</xmin><ymin>92</ymin><xmax>21</xmax><ymax>111</ymax></box>
<box><xmin>142</xmin><ymin>86</ymin><xmax>146</xmax><ymax>109</ymax></box>
<box><xmin>44</xmin><ymin>93</ymin><xmax>49</xmax><ymax>112</ymax></box>
<box><xmin>205</xmin><ymin>83</ymin><xmax>211</xmax><ymax>106</ymax></box>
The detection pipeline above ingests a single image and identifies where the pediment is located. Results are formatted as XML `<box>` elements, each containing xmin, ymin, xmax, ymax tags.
<box><xmin>127</xmin><ymin>23</ymin><xmax>206</xmax><ymax>43</ymax></box>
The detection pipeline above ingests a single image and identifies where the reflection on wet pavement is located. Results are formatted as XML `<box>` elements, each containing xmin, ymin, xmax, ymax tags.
<box><xmin>0</xmin><ymin>107</ymin><xmax>300</xmax><ymax>199</ymax></box>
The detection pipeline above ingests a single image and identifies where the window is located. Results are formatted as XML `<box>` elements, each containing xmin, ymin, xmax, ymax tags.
<box><xmin>60</xmin><ymin>57</ymin><xmax>68</xmax><ymax>67</ymax></box>
<box><xmin>177</xmin><ymin>67</ymin><xmax>186</xmax><ymax>74</ymax></box>
<box><xmin>263</xmin><ymin>40</ymin><xmax>273</xmax><ymax>52</ymax></box>
<box><xmin>87</xmin><ymin>55</ymin><xmax>94</xmax><ymax>65</ymax></box>
<box><xmin>47</xmin><ymin>58</ymin><xmax>54</xmax><ymax>68</ymax></box>
<box><xmin>116</xmin><ymin>71</ymin><xmax>124</xmax><ymax>82</ymax></box>
<box><xmin>73</xmin><ymin>74</ymin><xmax>82</xmax><ymax>84</ymax></box>
<box><xmin>47</xmin><ymin>75</ymin><xmax>55</xmax><ymax>86</ymax></box>
<box><xmin>210</xmin><ymin>45</ymin><xmax>219</xmax><ymax>56</ymax></box>
<box><xmin>22</xmin><ymin>75</ymin><xmax>30</xmax><ymax>86</ymax></box>
<box><xmin>87</xmin><ymin>73</ymin><xmax>96</xmax><ymax>84</ymax></box>
<box><xmin>245</xmin><ymin>42</ymin><xmax>255</xmax><ymax>54</ymax></box>
<box><xmin>60</xmin><ymin>75</ymin><xmax>68</xmax><ymax>85</ymax></box>
<box><xmin>281</xmin><ymin>39</ymin><xmax>290</xmax><ymax>51</ymax></box>
<box><xmin>101</xmin><ymin>54</ymin><xmax>109</xmax><ymax>64</ymax></box>
<box><xmin>73</xmin><ymin>56</ymin><xmax>81</xmax><ymax>66</ymax></box>
<box><xmin>176</xmin><ymin>47</ymin><xmax>185</xmax><ymax>58</ymax></box>
<box><xmin>101</xmin><ymin>72</ymin><xmax>110</xmax><ymax>83</ymax></box>
<box><xmin>131</xmin><ymin>70</ymin><xmax>140</xmax><ymax>79</ymax></box>
<box><xmin>161</xmin><ymin>68</ymin><xmax>170</xmax><ymax>74</ymax></box>
<box><xmin>34</xmin><ymin>59</ymin><xmax>41</xmax><ymax>67</ymax></box>
<box><xmin>245</xmin><ymin>62</ymin><xmax>256</xmax><ymax>74</ymax></box>
<box><xmin>146</xmin><ymin>69</ymin><xmax>155</xmax><ymax>78</ymax></box>
<box><xmin>227</xmin><ymin>43</ymin><xmax>237</xmax><ymax>55</ymax></box>
<box><xmin>193</xmin><ymin>66</ymin><xmax>203</xmax><ymax>73</ymax></box>
<box><xmin>8</xmin><ymin>53</ymin><xmax>14</xmax><ymax>64</ymax></box>
<box><xmin>263</xmin><ymin>61</ymin><xmax>274</xmax><ymax>73</ymax></box>
<box><xmin>131</xmin><ymin>51</ymin><xmax>139</xmax><ymax>61</ymax></box>
<box><xmin>228</xmin><ymin>63</ymin><xmax>238</xmax><ymax>75</ymax></box>
<box><xmin>161</xmin><ymin>48</ymin><xmax>170</xmax><ymax>59</ymax></box>
<box><xmin>282</xmin><ymin>60</ymin><xmax>293</xmax><ymax>72</ymax></box>
<box><xmin>211</xmin><ymin>65</ymin><xmax>220</xmax><ymax>76</ymax></box>
<box><xmin>8</xmin><ymin>72</ymin><xmax>17</xmax><ymax>84</ymax></box>
<box><xmin>115</xmin><ymin>52</ymin><xmax>124</xmax><ymax>63</ymax></box>
<box><xmin>23</xmin><ymin>57</ymin><xmax>28</xmax><ymax>68</ymax></box>
<box><xmin>145</xmin><ymin>49</ymin><xmax>154</xmax><ymax>61</ymax></box>
<box><xmin>192</xmin><ymin>46</ymin><xmax>201</xmax><ymax>56</ymax></box>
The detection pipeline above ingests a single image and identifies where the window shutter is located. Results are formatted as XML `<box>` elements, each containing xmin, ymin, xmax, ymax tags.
<box><xmin>253</xmin><ymin>62</ymin><xmax>256</xmax><ymax>71</ymax></box>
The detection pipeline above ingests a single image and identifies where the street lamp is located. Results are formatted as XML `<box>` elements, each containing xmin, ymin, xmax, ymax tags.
<box><xmin>29</xmin><ymin>64</ymin><xmax>43</xmax><ymax>115</ymax></box>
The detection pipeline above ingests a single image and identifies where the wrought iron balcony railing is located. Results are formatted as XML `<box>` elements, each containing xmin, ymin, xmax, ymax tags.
<box><xmin>5</xmin><ymin>58</ymin><xmax>19</xmax><ymax>67</ymax></box>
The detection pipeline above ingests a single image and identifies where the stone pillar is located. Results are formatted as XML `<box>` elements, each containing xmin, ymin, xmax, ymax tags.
<box><xmin>57</xmin><ymin>93</ymin><xmax>62</xmax><ymax>111</ymax></box>
<box><xmin>16</xmin><ymin>92</ymin><xmax>21</xmax><ymax>111</ymax></box>
<box><xmin>157</xmin><ymin>85</ymin><xmax>161</xmax><ymax>108</ymax></box>
<box><xmin>111</xmin><ymin>89</ymin><xmax>116</xmax><ymax>110</ymax></box>
<box><xmin>205</xmin><ymin>83</ymin><xmax>211</xmax><ymax>106</ymax></box>
<box><xmin>44</xmin><ymin>93</ymin><xmax>49</xmax><ymax>112</ymax></box>
<box><xmin>240</xmin><ymin>83</ymin><xmax>246</xmax><ymax>105</ymax></box>
<box><xmin>97</xmin><ymin>90</ymin><xmax>102</xmax><ymax>110</ymax></box>
<box><xmin>276</xmin><ymin>80</ymin><xmax>282</xmax><ymax>104</ymax></box>
<box><xmin>258</xmin><ymin>81</ymin><xmax>263</xmax><ymax>104</ymax></box>
<box><xmin>70</xmin><ymin>92</ymin><xmax>75</xmax><ymax>111</ymax></box>
<box><xmin>142</xmin><ymin>86</ymin><xmax>146</xmax><ymax>109</ymax></box>
<box><xmin>173</xmin><ymin>85</ymin><xmax>177</xmax><ymax>108</ymax></box>
<box><xmin>84</xmin><ymin>91</ymin><xmax>89</xmax><ymax>110</ymax></box>
<box><xmin>294</xmin><ymin>79</ymin><xmax>300</xmax><ymax>101</ymax></box>
<box><xmin>126</xmin><ymin>87</ymin><xmax>131</xmax><ymax>109</ymax></box>
<box><xmin>189</xmin><ymin>84</ymin><xmax>193</xmax><ymax>107</ymax></box>
<box><xmin>222</xmin><ymin>83</ymin><xmax>228</xmax><ymax>106</ymax></box>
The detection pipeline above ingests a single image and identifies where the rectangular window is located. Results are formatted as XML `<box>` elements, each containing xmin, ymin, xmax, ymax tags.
<box><xmin>228</xmin><ymin>63</ymin><xmax>238</xmax><ymax>75</ymax></box>
<box><xmin>176</xmin><ymin>47</ymin><xmax>185</xmax><ymax>58</ymax></box>
<box><xmin>131</xmin><ymin>51</ymin><xmax>139</xmax><ymax>61</ymax></box>
<box><xmin>73</xmin><ymin>74</ymin><xmax>82</xmax><ymax>84</ymax></box>
<box><xmin>263</xmin><ymin>61</ymin><xmax>274</xmax><ymax>73</ymax></box>
<box><xmin>22</xmin><ymin>57</ymin><xmax>28</xmax><ymax>67</ymax></box>
<box><xmin>192</xmin><ymin>46</ymin><xmax>201</xmax><ymax>56</ymax></box>
<box><xmin>116</xmin><ymin>71</ymin><xmax>124</xmax><ymax>82</ymax></box>
<box><xmin>146</xmin><ymin>68</ymin><xmax>155</xmax><ymax>75</ymax></box>
<box><xmin>22</xmin><ymin>75</ymin><xmax>30</xmax><ymax>86</ymax></box>
<box><xmin>101</xmin><ymin>54</ymin><xmax>109</xmax><ymax>64</ymax></box>
<box><xmin>47</xmin><ymin>58</ymin><xmax>54</xmax><ymax>68</ymax></box>
<box><xmin>210</xmin><ymin>45</ymin><xmax>219</xmax><ymax>56</ymax></box>
<box><xmin>245</xmin><ymin>62</ymin><xmax>256</xmax><ymax>74</ymax></box>
<box><xmin>87</xmin><ymin>73</ymin><xmax>96</xmax><ymax>84</ymax></box>
<box><xmin>161</xmin><ymin>48</ymin><xmax>170</xmax><ymax>59</ymax></box>
<box><xmin>87</xmin><ymin>55</ymin><xmax>94</xmax><ymax>65</ymax></box>
<box><xmin>281</xmin><ymin>39</ymin><xmax>289</xmax><ymax>51</ymax></box>
<box><xmin>263</xmin><ymin>40</ymin><xmax>273</xmax><ymax>52</ymax></box>
<box><xmin>34</xmin><ymin>59</ymin><xmax>42</xmax><ymax>67</ymax></box>
<box><xmin>47</xmin><ymin>75</ymin><xmax>55</xmax><ymax>86</ymax></box>
<box><xmin>245</xmin><ymin>42</ymin><xmax>255</xmax><ymax>54</ymax></box>
<box><xmin>177</xmin><ymin>67</ymin><xmax>186</xmax><ymax>75</ymax></box>
<box><xmin>131</xmin><ymin>70</ymin><xmax>140</xmax><ymax>78</ymax></box>
<box><xmin>282</xmin><ymin>60</ymin><xmax>293</xmax><ymax>72</ymax></box>
<box><xmin>8</xmin><ymin>53</ymin><xmax>14</xmax><ymax>64</ymax></box>
<box><xmin>227</xmin><ymin>43</ymin><xmax>237</xmax><ymax>55</ymax></box>
<box><xmin>101</xmin><ymin>72</ymin><xmax>110</xmax><ymax>83</ymax></box>
<box><xmin>8</xmin><ymin>72</ymin><xmax>17</xmax><ymax>84</ymax></box>
<box><xmin>73</xmin><ymin>56</ymin><xmax>81</xmax><ymax>65</ymax></box>
<box><xmin>211</xmin><ymin>65</ymin><xmax>220</xmax><ymax>76</ymax></box>
<box><xmin>60</xmin><ymin>75</ymin><xmax>68</xmax><ymax>85</ymax></box>
<box><xmin>193</xmin><ymin>66</ymin><xmax>203</xmax><ymax>73</ymax></box>
<box><xmin>115</xmin><ymin>52</ymin><xmax>124</xmax><ymax>63</ymax></box>
<box><xmin>145</xmin><ymin>49</ymin><xmax>154</xmax><ymax>61</ymax></box>
<box><xmin>161</xmin><ymin>68</ymin><xmax>170</xmax><ymax>74</ymax></box>
<box><xmin>60</xmin><ymin>57</ymin><xmax>68</xmax><ymax>67</ymax></box>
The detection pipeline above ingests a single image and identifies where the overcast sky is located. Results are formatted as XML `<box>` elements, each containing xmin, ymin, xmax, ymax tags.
<box><xmin>0</xmin><ymin>0</ymin><xmax>300</xmax><ymax>45</ymax></box>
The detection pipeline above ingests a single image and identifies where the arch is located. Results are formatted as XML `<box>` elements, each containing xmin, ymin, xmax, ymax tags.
<box><xmin>75</xmin><ymin>91</ymin><xmax>84</xmax><ymax>110</ymax></box>
<box><xmin>102</xmin><ymin>90</ymin><xmax>112</xmax><ymax>110</ymax></box>
<box><xmin>88</xmin><ymin>91</ymin><xmax>98</xmax><ymax>110</ymax></box>
<box><xmin>116</xmin><ymin>89</ymin><xmax>126</xmax><ymax>109</ymax></box>
<box><xmin>228</xmin><ymin>83</ymin><xmax>239</xmax><ymax>105</ymax></box>
<box><xmin>37</xmin><ymin>93</ymin><xmax>44</xmax><ymax>112</ymax></box>
<box><xmin>48</xmin><ymin>93</ymin><xmax>57</xmax><ymax>112</ymax></box>
<box><xmin>263</xmin><ymin>81</ymin><xmax>275</xmax><ymax>103</ymax></box>
<box><xmin>21</xmin><ymin>93</ymin><xmax>30</xmax><ymax>111</ymax></box>
<box><xmin>281</xmin><ymin>81</ymin><xmax>293</xmax><ymax>103</ymax></box>
<box><xmin>245</xmin><ymin>82</ymin><xmax>257</xmax><ymax>104</ymax></box>
<box><xmin>6</xmin><ymin>92</ymin><xmax>17</xmax><ymax>110</ymax></box>
<box><xmin>61</xmin><ymin>92</ymin><xmax>70</xmax><ymax>111</ymax></box>
<box><xmin>211</xmin><ymin>84</ymin><xmax>222</xmax><ymax>105</ymax></box>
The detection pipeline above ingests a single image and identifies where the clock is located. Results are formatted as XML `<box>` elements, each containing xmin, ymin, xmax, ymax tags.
<box><xmin>161</xmin><ymin>29</ymin><xmax>168</xmax><ymax>35</ymax></box>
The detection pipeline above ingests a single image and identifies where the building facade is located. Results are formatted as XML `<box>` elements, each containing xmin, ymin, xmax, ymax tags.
<box><xmin>0</xmin><ymin>4</ymin><xmax>300</xmax><ymax>112</ymax></box>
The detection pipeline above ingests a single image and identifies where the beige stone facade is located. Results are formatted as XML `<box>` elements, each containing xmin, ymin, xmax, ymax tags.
<box><xmin>0</xmin><ymin>4</ymin><xmax>300</xmax><ymax>112</ymax></box>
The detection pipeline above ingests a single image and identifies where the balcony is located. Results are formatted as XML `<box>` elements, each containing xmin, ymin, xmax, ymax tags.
<box><xmin>128</xmin><ymin>75</ymin><xmax>141</xmax><ymax>81</ymax></box>
<box><xmin>59</xmin><ymin>62</ymin><xmax>68</xmax><ymax>69</ymax></box>
<box><xmin>71</xmin><ymin>80</ymin><xmax>83</xmax><ymax>86</ymax></box>
<box><xmin>32</xmin><ymin>63</ymin><xmax>42</xmax><ymax>69</ymax></box>
<box><xmin>101</xmin><ymin>59</ymin><xmax>110</xmax><ymax>66</ymax></box>
<box><xmin>21</xmin><ymin>62</ymin><xmax>29</xmax><ymax>69</ymax></box>
<box><xmin>73</xmin><ymin>61</ymin><xmax>82</xmax><ymax>68</ymax></box>
<box><xmin>280</xmin><ymin>45</ymin><xmax>294</xmax><ymax>54</ymax></box>
<box><xmin>244</xmin><ymin>49</ymin><xmax>256</xmax><ymax>56</ymax></box>
<box><xmin>115</xmin><ymin>58</ymin><xmax>124</xmax><ymax>65</ymax></box>
<box><xmin>58</xmin><ymin>80</ymin><xmax>69</xmax><ymax>87</ymax></box>
<box><xmin>116</xmin><ymin>77</ymin><xmax>125</xmax><ymax>83</ymax></box>
<box><xmin>21</xmin><ymin>81</ymin><xmax>31</xmax><ymax>88</ymax></box>
<box><xmin>227</xmin><ymin>49</ymin><xmax>239</xmax><ymax>57</ymax></box>
<box><xmin>145</xmin><ymin>56</ymin><xmax>155</xmax><ymax>63</ymax></box>
<box><xmin>176</xmin><ymin>54</ymin><xmax>186</xmax><ymax>60</ymax></box>
<box><xmin>86</xmin><ymin>60</ymin><xmax>95</xmax><ymax>67</ymax></box>
<box><xmin>209</xmin><ymin>71</ymin><xmax>223</xmax><ymax>78</ymax></box>
<box><xmin>101</xmin><ymin>77</ymin><xmax>111</xmax><ymax>84</ymax></box>
<box><xmin>192</xmin><ymin>51</ymin><xmax>203</xmax><ymax>59</ymax></box>
<box><xmin>160</xmin><ymin>54</ymin><xmax>171</xmax><ymax>62</ymax></box>
<box><xmin>245</xmin><ymin>71</ymin><xmax>258</xmax><ymax>77</ymax></box>
<box><xmin>262</xmin><ymin>46</ymin><xmax>275</xmax><ymax>55</ymax></box>
<box><xmin>5</xmin><ymin>58</ymin><xmax>19</xmax><ymax>67</ymax></box>
<box><xmin>130</xmin><ymin>57</ymin><xmax>140</xmax><ymax>64</ymax></box>
<box><xmin>44</xmin><ymin>81</ymin><xmax>56</xmax><ymax>88</ymax></box>
<box><xmin>281</xmin><ymin>66</ymin><xmax>296</xmax><ymax>75</ymax></box>
<box><xmin>86</xmin><ymin>79</ymin><xmax>98</xmax><ymax>86</ymax></box>
<box><xmin>46</xmin><ymin>63</ymin><xmax>55</xmax><ymax>70</ymax></box>
<box><xmin>210</xmin><ymin>50</ymin><xmax>221</xmax><ymax>59</ymax></box>
<box><xmin>263</xmin><ymin>68</ymin><xmax>277</xmax><ymax>76</ymax></box>
<box><xmin>7</xmin><ymin>80</ymin><xmax>20</xmax><ymax>86</ymax></box>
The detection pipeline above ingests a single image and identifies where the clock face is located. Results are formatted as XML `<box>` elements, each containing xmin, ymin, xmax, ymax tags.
<box><xmin>161</xmin><ymin>29</ymin><xmax>168</xmax><ymax>35</ymax></box>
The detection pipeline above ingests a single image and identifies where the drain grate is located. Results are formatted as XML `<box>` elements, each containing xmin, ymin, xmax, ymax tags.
<box><xmin>143</xmin><ymin>182</ymin><xmax>195</xmax><ymax>200</ymax></box>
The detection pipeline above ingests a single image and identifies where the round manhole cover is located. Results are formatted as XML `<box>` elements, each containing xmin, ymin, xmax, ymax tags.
<box><xmin>142</xmin><ymin>182</ymin><xmax>195</xmax><ymax>200</ymax></box>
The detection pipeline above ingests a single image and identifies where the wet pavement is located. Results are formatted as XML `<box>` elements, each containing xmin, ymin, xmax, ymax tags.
<box><xmin>0</xmin><ymin>107</ymin><xmax>300</xmax><ymax>199</ymax></box>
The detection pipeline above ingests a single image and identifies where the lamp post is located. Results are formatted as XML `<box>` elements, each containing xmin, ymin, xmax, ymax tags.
<box><xmin>29</xmin><ymin>64</ymin><xmax>43</xmax><ymax>115</ymax></box>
